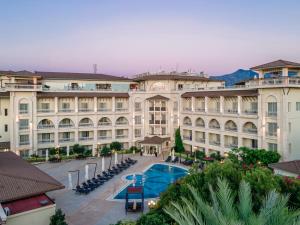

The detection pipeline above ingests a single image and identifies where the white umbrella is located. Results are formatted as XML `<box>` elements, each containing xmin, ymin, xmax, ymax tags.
<box><xmin>171</xmin><ymin>149</ymin><xmax>175</xmax><ymax>161</ymax></box>
<box><xmin>68</xmin><ymin>173</ymin><xmax>73</xmax><ymax>190</ymax></box>
<box><xmin>101</xmin><ymin>157</ymin><xmax>105</xmax><ymax>171</ymax></box>
<box><xmin>85</xmin><ymin>164</ymin><xmax>89</xmax><ymax>181</ymax></box>
<box><xmin>46</xmin><ymin>149</ymin><xmax>49</xmax><ymax>162</ymax></box>
<box><xmin>114</xmin><ymin>152</ymin><xmax>118</xmax><ymax>165</ymax></box>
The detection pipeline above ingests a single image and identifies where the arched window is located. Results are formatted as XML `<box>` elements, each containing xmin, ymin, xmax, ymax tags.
<box><xmin>116</xmin><ymin>117</ymin><xmax>129</xmax><ymax>125</ymax></box>
<box><xmin>225</xmin><ymin>120</ymin><xmax>237</xmax><ymax>132</ymax></box>
<box><xmin>195</xmin><ymin>117</ymin><xmax>205</xmax><ymax>127</ymax></box>
<box><xmin>209</xmin><ymin>119</ymin><xmax>220</xmax><ymax>129</ymax></box>
<box><xmin>38</xmin><ymin>119</ymin><xmax>55</xmax><ymax>129</ymax></box>
<box><xmin>59</xmin><ymin>118</ymin><xmax>74</xmax><ymax>128</ymax></box>
<box><xmin>183</xmin><ymin>117</ymin><xmax>192</xmax><ymax>126</ymax></box>
<box><xmin>243</xmin><ymin>122</ymin><xmax>257</xmax><ymax>134</ymax></box>
<box><xmin>98</xmin><ymin>117</ymin><xmax>112</xmax><ymax>126</ymax></box>
<box><xmin>79</xmin><ymin>118</ymin><xmax>93</xmax><ymax>127</ymax></box>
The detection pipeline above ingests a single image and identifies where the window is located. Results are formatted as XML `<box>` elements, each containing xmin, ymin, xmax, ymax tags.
<box><xmin>96</xmin><ymin>83</ymin><xmax>111</xmax><ymax>90</ymax></box>
<box><xmin>135</xmin><ymin>116</ymin><xmax>142</xmax><ymax>125</ymax></box>
<box><xmin>267</xmin><ymin>123</ymin><xmax>277</xmax><ymax>136</ymax></box>
<box><xmin>19</xmin><ymin>119</ymin><xmax>29</xmax><ymax>130</ymax></box>
<box><xmin>80</xmin><ymin>102</ymin><xmax>88</xmax><ymax>109</ymax></box>
<box><xmin>162</xmin><ymin>127</ymin><xmax>166</xmax><ymax>135</ymax></box>
<box><xmin>267</xmin><ymin>102</ymin><xmax>277</xmax><ymax>116</ymax></box>
<box><xmin>173</xmin><ymin>101</ymin><xmax>178</xmax><ymax>111</ymax></box>
<box><xmin>62</xmin><ymin>102</ymin><xmax>70</xmax><ymax>109</ymax></box>
<box><xmin>135</xmin><ymin>102</ymin><xmax>141</xmax><ymax>111</ymax></box>
<box><xmin>41</xmin><ymin>103</ymin><xmax>50</xmax><ymax>110</ymax></box>
<box><xmin>288</xmin><ymin>102</ymin><xmax>291</xmax><ymax>112</ymax></box>
<box><xmin>232</xmin><ymin>102</ymin><xmax>238</xmax><ymax>112</ymax></box>
<box><xmin>296</xmin><ymin>102</ymin><xmax>300</xmax><ymax>111</ymax></box>
<box><xmin>71</xmin><ymin>83</ymin><xmax>79</xmax><ymax>89</ymax></box>
<box><xmin>178</xmin><ymin>84</ymin><xmax>183</xmax><ymax>90</ymax></box>
<box><xmin>116</xmin><ymin>102</ymin><xmax>123</xmax><ymax>109</ymax></box>
<box><xmin>41</xmin><ymin>133</ymin><xmax>51</xmax><ymax>140</ymax></box>
<box><xmin>116</xmin><ymin>129</ymin><xmax>124</xmax><ymax>135</ymax></box>
<box><xmin>19</xmin><ymin>135</ymin><xmax>29</xmax><ymax>145</ymax></box>
<box><xmin>99</xmin><ymin>102</ymin><xmax>107</xmax><ymax>110</ymax></box>
<box><xmin>19</xmin><ymin>103</ymin><xmax>28</xmax><ymax>114</ymax></box>
<box><xmin>252</xmin><ymin>139</ymin><xmax>258</xmax><ymax>148</ymax></box>
<box><xmin>268</xmin><ymin>143</ymin><xmax>278</xmax><ymax>151</ymax></box>
<box><xmin>62</xmin><ymin>132</ymin><xmax>70</xmax><ymax>139</ymax></box>
<box><xmin>81</xmin><ymin>131</ymin><xmax>89</xmax><ymax>138</ymax></box>
<box><xmin>4</xmin><ymin>124</ymin><xmax>8</xmax><ymax>132</ymax></box>
<box><xmin>99</xmin><ymin>130</ymin><xmax>107</xmax><ymax>137</ymax></box>
<box><xmin>19</xmin><ymin>150</ymin><xmax>29</xmax><ymax>158</ymax></box>
<box><xmin>4</xmin><ymin>108</ymin><xmax>8</xmax><ymax>116</ymax></box>
<box><xmin>135</xmin><ymin>129</ymin><xmax>141</xmax><ymax>137</ymax></box>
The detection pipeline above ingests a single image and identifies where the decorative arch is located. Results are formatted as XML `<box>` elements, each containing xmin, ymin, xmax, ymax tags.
<box><xmin>243</xmin><ymin>122</ymin><xmax>257</xmax><ymax>134</ymax></box>
<box><xmin>183</xmin><ymin>116</ymin><xmax>192</xmax><ymax>126</ymax></box>
<box><xmin>209</xmin><ymin>119</ymin><xmax>220</xmax><ymax>129</ymax></box>
<box><xmin>116</xmin><ymin>116</ymin><xmax>129</xmax><ymax>125</ymax></box>
<box><xmin>79</xmin><ymin>118</ymin><xmax>94</xmax><ymax>127</ymax></box>
<box><xmin>58</xmin><ymin>118</ymin><xmax>74</xmax><ymax>128</ymax></box>
<box><xmin>37</xmin><ymin>119</ymin><xmax>55</xmax><ymax>129</ymax></box>
<box><xmin>98</xmin><ymin>117</ymin><xmax>112</xmax><ymax>126</ymax></box>
<box><xmin>225</xmin><ymin>120</ymin><xmax>237</xmax><ymax>131</ymax></box>
<box><xmin>195</xmin><ymin>117</ymin><xmax>205</xmax><ymax>127</ymax></box>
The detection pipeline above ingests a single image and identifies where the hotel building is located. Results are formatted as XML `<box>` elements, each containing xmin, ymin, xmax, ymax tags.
<box><xmin>0</xmin><ymin>60</ymin><xmax>300</xmax><ymax>161</ymax></box>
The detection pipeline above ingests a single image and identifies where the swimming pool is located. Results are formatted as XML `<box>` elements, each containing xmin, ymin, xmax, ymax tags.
<box><xmin>114</xmin><ymin>163</ymin><xmax>188</xmax><ymax>199</ymax></box>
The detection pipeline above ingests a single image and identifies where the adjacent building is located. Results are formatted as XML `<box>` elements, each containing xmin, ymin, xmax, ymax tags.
<box><xmin>0</xmin><ymin>59</ymin><xmax>300</xmax><ymax>160</ymax></box>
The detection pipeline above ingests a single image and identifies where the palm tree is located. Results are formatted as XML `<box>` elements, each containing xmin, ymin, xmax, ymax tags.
<box><xmin>164</xmin><ymin>179</ymin><xmax>300</xmax><ymax>225</ymax></box>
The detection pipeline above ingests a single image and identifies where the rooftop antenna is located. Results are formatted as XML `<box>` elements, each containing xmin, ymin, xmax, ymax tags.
<box><xmin>93</xmin><ymin>64</ymin><xmax>97</xmax><ymax>74</ymax></box>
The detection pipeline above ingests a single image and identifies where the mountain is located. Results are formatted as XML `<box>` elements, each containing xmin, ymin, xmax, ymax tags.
<box><xmin>211</xmin><ymin>69</ymin><xmax>258</xmax><ymax>87</ymax></box>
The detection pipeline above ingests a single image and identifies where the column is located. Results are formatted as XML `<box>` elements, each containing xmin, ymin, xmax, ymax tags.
<box><xmin>282</xmin><ymin>68</ymin><xmax>288</xmax><ymax>77</ymax></box>
<box><xmin>258</xmin><ymin>70</ymin><xmax>264</xmax><ymax>79</ymax></box>
<box><xmin>92</xmin><ymin>143</ymin><xmax>97</xmax><ymax>157</ymax></box>
<box><xmin>204</xmin><ymin>96</ymin><xmax>208</xmax><ymax>113</ymax></box>
<box><xmin>237</xmin><ymin>96</ymin><xmax>242</xmax><ymax>115</ymax></box>
<box><xmin>75</xmin><ymin>96</ymin><xmax>78</xmax><ymax>113</ymax></box>
<box><xmin>54</xmin><ymin>97</ymin><xmax>58</xmax><ymax>113</ymax></box>
<box><xmin>94</xmin><ymin>97</ymin><xmax>97</xmax><ymax>112</ymax></box>
<box><xmin>191</xmin><ymin>96</ymin><xmax>195</xmax><ymax>112</ymax></box>
<box><xmin>66</xmin><ymin>146</ymin><xmax>70</xmax><ymax>157</ymax></box>
<box><xmin>112</xmin><ymin>97</ymin><xmax>115</xmax><ymax>112</ymax></box>
<box><xmin>220</xmin><ymin>96</ymin><xmax>224</xmax><ymax>114</ymax></box>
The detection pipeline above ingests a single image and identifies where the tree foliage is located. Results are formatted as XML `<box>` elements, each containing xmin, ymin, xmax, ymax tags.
<box><xmin>72</xmin><ymin>144</ymin><xmax>85</xmax><ymax>155</ymax></box>
<box><xmin>50</xmin><ymin>209</ymin><xmax>68</xmax><ymax>225</ymax></box>
<box><xmin>110</xmin><ymin>141</ymin><xmax>122</xmax><ymax>151</ymax></box>
<box><xmin>174</xmin><ymin>127</ymin><xmax>184</xmax><ymax>153</ymax></box>
<box><xmin>100</xmin><ymin>145</ymin><xmax>111</xmax><ymax>156</ymax></box>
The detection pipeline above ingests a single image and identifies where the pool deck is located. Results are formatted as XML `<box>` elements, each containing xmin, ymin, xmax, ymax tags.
<box><xmin>37</xmin><ymin>154</ymin><xmax>181</xmax><ymax>225</ymax></box>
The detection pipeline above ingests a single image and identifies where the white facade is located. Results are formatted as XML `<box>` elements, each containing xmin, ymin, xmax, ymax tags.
<box><xmin>1</xmin><ymin>60</ymin><xmax>300</xmax><ymax>161</ymax></box>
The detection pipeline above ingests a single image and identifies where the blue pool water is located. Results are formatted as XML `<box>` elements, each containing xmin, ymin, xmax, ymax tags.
<box><xmin>114</xmin><ymin>163</ymin><xmax>188</xmax><ymax>199</ymax></box>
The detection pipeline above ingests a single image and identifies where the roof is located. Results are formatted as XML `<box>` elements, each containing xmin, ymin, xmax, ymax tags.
<box><xmin>250</xmin><ymin>60</ymin><xmax>300</xmax><ymax>70</ymax></box>
<box><xmin>37</xmin><ymin>92</ymin><xmax>129</xmax><ymax>98</ymax></box>
<box><xmin>0</xmin><ymin>70</ymin><xmax>39</xmax><ymax>78</ymax></box>
<box><xmin>0</xmin><ymin>152</ymin><xmax>64</xmax><ymax>203</ymax></box>
<box><xmin>146</xmin><ymin>95</ymin><xmax>169</xmax><ymax>100</ymax></box>
<box><xmin>139</xmin><ymin>136</ymin><xmax>170</xmax><ymax>145</ymax></box>
<box><xmin>36</xmin><ymin>71</ymin><xmax>132</xmax><ymax>81</ymax></box>
<box><xmin>181</xmin><ymin>89</ymin><xmax>258</xmax><ymax>98</ymax></box>
<box><xmin>133</xmin><ymin>74</ymin><xmax>223</xmax><ymax>82</ymax></box>
<box><xmin>0</xmin><ymin>142</ymin><xmax>10</xmax><ymax>150</ymax></box>
<box><xmin>269</xmin><ymin>160</ymin><xmax>300</xmax><ymax>175</ymax></box>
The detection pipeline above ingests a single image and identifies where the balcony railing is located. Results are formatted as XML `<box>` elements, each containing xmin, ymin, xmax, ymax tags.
<box><xmin>209</xmin><ymin>141</ymin><xmax>220</xmax><ymax>146</ymax></box>
<box><xmin>98</xmin><ymin>136</ymin><xmax>112</xmax><ymax>140</ymax></box>
<box><xmin>19</xmin><ymin>110</ymin><xmax>28</xmax><ymax>114</ymax></box>
<box><xmin>115</xmin><ymin>108</ymin><xmax>128</xmax><ymax>112</ymax></box>
<box><xmin>116</xmin><ymin>121</ymin><xmax>128</xmax><ymax>125</ymax></box>
<box><xmin>243</xmin><ymin>110</ymin><xmax>257</xmax><ymax>115</ymax></box>
<box><xmin>98</xmin><ymin>108</ymin><xmax>111</xmax><ymax>112</ymax></box>
<box><xmin>225</xmin><ymin>127</ymin><xmax>238</xmax><ymax>132</ymax></box>
<box><xmin>196</xmin><ymin>123</ymin><xmax>205</xmax><ymax>127</ymax></box>
<box><xmin>79</xmin><ymin>123</ymin><xmax>93</xmax><ymax>127</ymax></box>
<box><xmin>183</xmin><ymin>122</ymin><xmax>192</xmax><ymax>126</ymax></box>
<box><xmin>58</xmin><ymin>109</ymin><xmax>74</xmax><ymax>113</ymax></box>
<box><xmin>243</xmin><ymin>128</ymin><xmax>257</xmax><ymax>134</ymax></box>
<box><xmin>19</xmin><ymin>126</ymin><xmax>29</xmax><ymax>131</ymax></box>
<box><xmin>79</xmin><ymin>136</ymin><xmax>94</xmax><ymax>141</ymax></box>
<box><xmin>59</xmin><ymin>124</ymin><xmax>74</xmax><ymax>128</ymax></box>
<box><xmin>196</xmin><ymin>138</ymin><xmax>205</xmax><ymax>143</ymax></box>
<box><xmin>266</xmin><ymin>132</ymin><xmax>277</xmax><ymax>137</ymax></box>
<box><xmin>116</xmin><ymin>135</ymin><xmax>128</xmax><ymax>139</ymax></box>
<box><xmin>38</xmin><ymin>139</ymin><xmax>55</xmax><ymax>144</ymax></box>
<box><xmin>38</xmin><ymin>124</ymin><xmax>55</xmax><ymax>129</ymax></box>
<box><xmin>98</xmin><ymin>122</ymin><xmax>112</xmax><ymax>126</ymax></box>
<box><xmin>59</xmin><ymin>138</ymin><xmax>75</xmax><ymax>143</ymax></box>
<box><xmin>225</xmin><ymin>109</ymin><xmax>238</xmax><ymax>114</ymax></box>
<box><xmin>195</xmin><ymin>108</ymin><xmax>205</xmax><ymax>112</ymax></box>
<box><xmin>225</xmin><ymin>143</ymin><xmax>238</xmax><ymax>148</ymax></box>
<box><xmin>37</xmin><ymin>109</ymin><xmax>54</xmax><ymax>113</ymax></box>
<box><xmin>6</xmin><ymin>83</ymin><xmax>43</xmax><ymax>91</ymax></box>
<box><xmin>183</xmin><ymin>107</ymin><xmax>192</xmax><ymax>112</ymax></box>
<box><xmin>209</xmin><ymin>125</ymin><xmax>220</xmax><ymax>130</ymax></box>
<box><xmin>19</xmin><ymin>141</ymin><xmax>30</xmax><ymax>146</ymax></box>
<box><xmin>79</xmin><ymin>108</ymin><xmax>93</xmax><ymax>112</ymax></box>
<box><xmin>183</xmin><ymin>135</ymin><xmax>192</xmax><ymax>141</ymax></box>
<box><xmin>208</xmin><ymin>108</ymin><xmax>220</xmax><ymax>113</ymax></box>
<box><xmin>266</xmin><ymin>112</ymin><xmax>277</xmax><ymax>117</ymax></box>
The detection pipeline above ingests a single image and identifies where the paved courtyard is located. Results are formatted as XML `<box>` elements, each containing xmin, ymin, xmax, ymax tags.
<box><xmin>37</xmin><ymin>154</ymin><xmax>164</xmax><ymax>225</ymax></box>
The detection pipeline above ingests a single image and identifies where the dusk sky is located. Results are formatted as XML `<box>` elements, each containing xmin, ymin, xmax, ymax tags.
<box><xmin>1</xmin><ymin>0</ymin><xmax>300</xmax><ymax>77</ymax></box>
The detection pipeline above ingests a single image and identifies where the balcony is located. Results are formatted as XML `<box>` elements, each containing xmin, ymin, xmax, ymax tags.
<box><xmin>243</xmin><ymin>110</ymin><xmax>257</xmax><ymax>115</ymax></box>
<box><xmin>266</xmin><ymin>132</ymin><xmax>277</xmax><ymax>137</ymax></box>
<box><xmin>225</xmin><ymin>143</ymin><xmax>238</xmax><ymax>148</ymax></box>
<box><xmin>115</xmin><ymin>108</ymin><xmax>128</xmax><ymax>112</ymax></box>
<box><xmin>225</xmin><ymin>126</ymin><xmax>238</xmax><ymax>132</ymax></box>
<box><xmin>19</xmin><ymin>110</ymin><xmax>28</xmax><ymax>115</ymax></box>
<box><xmin>183</xmin><ymin>135</ymin><xmax>192</xmax><ymax>141</ymax></box>
<box><xmin>19</xmin><ymin>141</ymin><xmax>30</xmax><ymax>146</ymax></box>
<box><xmin>183</xmin><ymin>122</ymin><xmax>192</xmax><ymax>126</ymax></box>
<box><xmin>266</xmin><ymin>112</ymin><xmax>277</xmax><ymax>117</ymax></box>
<box><xmin>116</xmin><ymin>121</ymin><xmax>128</xmax><ymax>126</ymax></box>
<box><xmin>243</xmin><ymin>128</ymin><xmax>257</xmax><ymax>134</ymax></box>
<box><xmin>196</xmin><ymin>138</ymin><xmax>205</xmax><ymax>143</ymax></box>
<box><xmin>6</xmin><ymin>83</ymin><xmax>43</xmax><ymax>91</ymax></box>
<box><xmin>58</xmin><ymin>108</ymin><xmax>74</xmax><ymax>113</ymax></box>
<box><xmin>59</xmin><ymin>124</ymin><xmax>74</xmax><ymax>128</ymax></box>
<box><xmin>208</xmin><ymin>108</ymin><xmax>220</xmax><ymax>113</ymax></box>
<box><xmin>19</xmin><ymin>126</ymin><xmax>29</xmax><ymax>131</ymax></box>
<box><xmin>209</xmin><ymin>125</ymin><xmax>220</xmax><ymax>130</ymax></box>
<box><xmin>183</xmin><ymin>107</ymin><xmax>192</xmax><ymax>112</ymax></box>
<box><xmin>195</xmin><ymin>108</ymin><xmax>205</xmax><ymax>112</ymax></box>
<box><xmin>37</xmin><ymin>109</ymin><xmax>54</xmax><ymax>113</ymax></box>
<box><xmin>225</xmin><ymin>109</ymin><xmax>238</xmax><ymax>114</ymax></box>
<box><xmin>98</xmin><ymin>122</ymin><xmax>112</xmax><ymax>126</ymax></box>
<box><xmin>59</xmin><ymin>138</ymin><xmax>75</xmax><ymax>143</ymax></box>
<box><xmin>79</xmin><ymin>108</ymin><xmax>93</xmax><ymax>112</ymax></box>
<box><xmin>98</xmin><ymin>108</ymin><xmax>111</xmax><ymax>112</ymax></box>
<box><xmin>79</xmin><ymin>136</ymin><xmax>94</xmax><ymax>141</ymax></box>
<box><xmin>79</xmin><ymin>123</ymin><xmax>93</xmax><ymax>127</ymax></box>
<box><xmin>38</xmin><ymin>139</ymin><xmax>54</xmax><ymax>144</ymax></box>
<box><xmin>209</xmin><ymin>140</ymin><xmax>220</xmax><ymax>146</ymax></box>
<box><xmin>116</xmin><ymin>135</ymin><xmax>128</xmax><ymax>139</ymax></box>
<box><xmin>37</xmin><ymin>124</ymin><xmax>55</xmax><ymax>129</ymax></box>
<box><xmin>98</xmin><ymin>136</ymin><xmax>112</xmax><ymax>140</ymax></box>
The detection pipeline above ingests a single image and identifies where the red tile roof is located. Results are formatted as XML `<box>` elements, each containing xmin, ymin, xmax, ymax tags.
<box><xmin>0</xmin><ymin>152</ymin><xmax>64</xmax><ymax>203</ymax></box>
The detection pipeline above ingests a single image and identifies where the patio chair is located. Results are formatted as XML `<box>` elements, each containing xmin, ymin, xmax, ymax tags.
<box><xmin>165</xmin><ymin>156</ymin><xmax>171</xmax><ymax>162</ymax></box>
<box><xmin>92</xmin><ymin>177</ymin><xmax>104</xmax><ymax>185</ymax></box>
<box><xmin>97</xmin><ymin>174</ymin><xmax>109</xmax><ymax>181</ymax></box>
<box><xmin>103</xmin><ymin>171</ymin><xmax>114</xmax><ymax>179</ymax></box>
<box><xmin>82</xmin><ymin>181</ymin><xmax>96</xmax><ymax>191</ymax></box>
<box><xmin>172</xmin><ymin>156</ymin><xmax>179</xmax><ymax>163</ymax></box>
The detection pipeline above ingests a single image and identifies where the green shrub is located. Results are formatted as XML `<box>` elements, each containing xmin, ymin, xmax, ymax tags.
<box><xmin>73</xmin><ymin>144</ymin><xmax>85</xmax><ymax>155</ymax></box>
<box><xmin>50</xmin><ymin>209</ymin><xmax>67</xmax><ymax>225</ymax></box>
<box><xmin>101</xmin><ymin>146</ymin><xmax>111</xmax><ymax>156</ymax></box>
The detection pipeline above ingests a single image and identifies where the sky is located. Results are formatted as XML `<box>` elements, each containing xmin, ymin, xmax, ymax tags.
<box><xmin>0</xmin><ymin>0</ymin><xmax>300</xmax><ymax>77</ymax></box>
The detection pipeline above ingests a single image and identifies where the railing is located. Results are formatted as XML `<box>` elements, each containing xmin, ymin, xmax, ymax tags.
<box><xmin>116</xmin><ymin>121</ymin><xmax>128</xmax><ymax>125</ymax></box>
<box><xmin>116</xmin><ymin>135</ymin><xmax>128</xmax><ymax>139</ymax></box>
<box><xmin>209</xmin><ymin>125</ymin><xmax>220</xmax><ymax>130</ymax></box>
<box><xmin>98</xmin><ymin>122</ymin><xmax>112</xmax><ymax>126</ymax></box>
<box><xmin>6</xmin><ymin>83</ymin><xmax>43</xmax><ymax>91</ymax></box>
<box><xmin>225</xmin><ymin>127</ymin><xmax>238</xmax><ymax>132</ymax></box>
<box><xmin>59</xmin><ymin>124</ymin><xmax>74</xmax><ymax>128</ymax></box>
<box><xmin>79</xmin><ymin>108</ymin><xmax>93</xmax><ymax>112</ymax></box>
<box><xmin>115</xmin><ymin>108</ymin><xmax>128</xmax><ymax>112</ymax></box>
<box><xmin>19</xmin><ymin>126</ymin><xmax>29</xmax><ymax>131</ymax></box>
<box><xmin>58</xmin><ymin>109</ymin><xmax>74</xmax><ymax>113</ymax></box>
<box><xmin>196</xmin><ymin>138</ymin><xmax>205</xmax><ymax>143</ymax></box>
<box><xmin>225</xmin><ymin>143</ymin><xmax>238</xmax><ymax>148</ymax></box>
<box><xmin>183</xmin><ymin>107</ymin><xmax>192</xmax><ymax>112</ymax></box>
<box><xmin>161</xmin><ymin>107</ymin><xmax>166</xmax><ymax>111</ymax></box>
<box><xmin>19</xmin><ymin>141</ymin><xmax>30</xmax><ymax>145</ymax></box>
<box><xmin>183</xmin><ymin>135</ymin><xmax>192</xmax><ymax>141</ymax></box>
<box><xmin>79</xmin><ymin>123</ymin><xmax>93</xmax><ymax>127</ymax></box>
<box><xmin>225</xmin><ymin>109</ymin><xmax>238</xmax><ymax>114</ymax></box>
<box><xmin>183</xmin><ymin>122</ymin><xmax>192</xmax><ymax>126</ymax></box>
<box><xmin>209</xmin><ymin>141</ymin><xmax>220</xmax><ymax>146</ymax></box>
<box><xmin>98</xmin><ymin>108</ymin><xmax>111</xmax><ymax>112</ymax></box>
<box><xmin>266</xmin><ymin>132</ymin><xmax>277</xmax><ymax>137</ymax></box>
<box><xmin>208</xmin><ymin>108</ymin><xmax>220</xmax><ymax>113</ymax></box>
<box><xmin>196</xmin><ymin>123</ymin><xmax>205</xmax><ymax>127</ymax></box>
<box><xmin>98</xmin><ymin>136</ymin><xmax>112</xmax><ymax>140</ymax></box>
<box><xmin>195</xmin><ymin>108</ymin><xmax>205</xmax><ymax>112</ymax></box>
<box><xmin>243</xmin><ymin>110</ymin><xmax>257</xmax><ymax>115</ymax></box>
<box><xmin>38</xmin><ymin>139</ymin><xmax>55</xmax><ymax>144</ymax></box>
<box><xmin>59</xmin><ymin>138</ymin><xmax>75</xmax><ymax>143</ymax></box>
<box><xmin>243</xmin><ymin>128</ymin><xmax>257</xmax><ymax>134</ymax></box>
<box><xmin>79</xmin><ymin>136</ymin><xmax>94</xmax><ymax>141</ymax></box>
<box><xmin>19</xmin><ymin>110</ymin><xmax>28</xmax><ymax>114</ymax></box>
<box><xmin>37</xmin><ymin>109</ymin><xmax>54</xmax><ymax>113</ymax></box>
<box><xmin>38</xmin><ymin>124</ymin><xmax>55</xmax><ymax>129</ymax></box>
<box><xmin>266</xmin><ymin>112</ymin><xmax>277</xmax><ymax>117</ymax></box>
